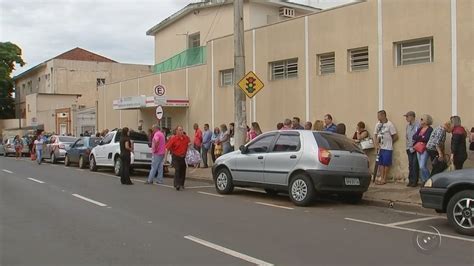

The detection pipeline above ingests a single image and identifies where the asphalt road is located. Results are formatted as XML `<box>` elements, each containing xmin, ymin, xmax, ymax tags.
<box><xmin>1</xmin><ymin>156</ymin><xmax>473</xmax><ymax>265</ymax></box>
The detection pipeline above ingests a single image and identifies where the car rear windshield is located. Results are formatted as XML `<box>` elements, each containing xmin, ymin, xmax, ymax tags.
<box><xmin>115</xmin><ymin>131</ymin><xmax>149</xmax><ymax>143</ymax></box>
<box><xmin>59</xmin><ymin>137</ymin><xmax>77</xmax><ymax>143</ymax></box>
<box><xmin>313</xmin><ymin>132</ymin><xmax>363</xmax><ymax>153</ymax></box>
<box><xmin>89</xmin><ymin>137</ymin><xmax>101</xmax><ymax>147</ymax></box>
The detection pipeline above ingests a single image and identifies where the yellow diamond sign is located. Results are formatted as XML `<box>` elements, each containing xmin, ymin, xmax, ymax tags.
<box><xmin>238</xmin><ymin>71</ymin><xmax>264</xmax><ymax>99</ymax></box>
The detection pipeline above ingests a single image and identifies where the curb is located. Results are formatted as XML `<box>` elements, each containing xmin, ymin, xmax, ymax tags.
<box><xmin>361</xmin><ymin>197</ymin><xmax>436</xmax><ymax>215</ymax></box>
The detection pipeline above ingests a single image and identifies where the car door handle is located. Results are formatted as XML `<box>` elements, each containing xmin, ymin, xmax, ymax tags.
<box><xmin>290</xmin><ymin>155</ymin><xmax>297</xmax><ymax>159</ymax></box>
<box><xmin>258</xmin><ymin>156</ymin><xmax>264</xmax><ymax>160</ymax></box>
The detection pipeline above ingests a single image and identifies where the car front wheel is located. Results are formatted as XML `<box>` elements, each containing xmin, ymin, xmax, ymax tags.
<box><xmin>89</xmin><ymin>155</ymin><xmax>98</xmax><ymax>172</ymax></box>
<box><xmin>64</xmin><ymin>155</ymin><xmax>70</xmax><ymax>166</ymax></box>
<box><xmin>114</xmin><ymin>157</ymin><xmax>122</xmax><ymax>176</ymax></box>
<box><xmin>214</xmin><ymin>168</ymin><xmax>234</xmax><ymax>194</ymax></box>
<box><xmin>447</xmin><ymin>190</ymin><xmax>474</xmax><ymax>236</ymax></box>
<box><xmin>289</xmin><ymin>174</ymin><xmax>315</xmax><ymax>206</ymax></box>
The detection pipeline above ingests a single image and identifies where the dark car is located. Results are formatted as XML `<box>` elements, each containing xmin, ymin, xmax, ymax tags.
<box><xmin>65</xmin><ymin>137</ymin><xmax>101</xmax><ymax>169</ymax></box>
<box><xmin>420</xmin><ymin>168</ymin><xmax>474</xmax><ymax>236</ymax></box>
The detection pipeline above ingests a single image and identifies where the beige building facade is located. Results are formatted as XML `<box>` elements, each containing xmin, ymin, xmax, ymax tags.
<box><xmin>99</xmin><ymin>0</ymin><xmax>474</xmax><ymax>180</ymax></box>
<box><xmin>12</xmin><ymin>48</ymin><xmax>152</xmax><ymax>136</ymax></box>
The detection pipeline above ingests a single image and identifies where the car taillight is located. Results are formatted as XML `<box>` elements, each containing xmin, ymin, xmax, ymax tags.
<box><xmin>318</xmin><ymin>148</ymin><xmax>331</xmax><ymax>165</ymax></box>
<box><xmin>59</xmin><ymin>144</ymin><xmax>65</xmax><ymax>149</ymax></box>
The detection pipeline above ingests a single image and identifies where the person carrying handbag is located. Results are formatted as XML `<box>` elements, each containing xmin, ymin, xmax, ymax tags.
<box><xmin>412</xmin><ymin>114</ymin><xmax>433</xmax><ymax>184</ymax></box>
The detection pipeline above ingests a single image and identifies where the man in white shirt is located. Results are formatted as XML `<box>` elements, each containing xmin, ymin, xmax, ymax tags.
<box><xmin>373</xmin><ymin>110</ymin><xmax>398</xmax><ymax>185</ymax></box>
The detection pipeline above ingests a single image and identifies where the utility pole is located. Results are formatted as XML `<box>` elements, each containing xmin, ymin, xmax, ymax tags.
<box><xmin>233</xmin><ymin>0</ymin><xmax>247</xmax><ymax>149</ymax></box>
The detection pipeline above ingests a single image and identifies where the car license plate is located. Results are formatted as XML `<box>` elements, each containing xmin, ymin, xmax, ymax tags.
<box><xmin>345</xmin><ymin>177</ymin><xmax>360</xmax><ymax>186</ymax></box>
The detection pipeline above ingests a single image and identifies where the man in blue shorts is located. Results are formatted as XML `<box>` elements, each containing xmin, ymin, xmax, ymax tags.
<box><xmin>374</xmin><ymin>110</ymin><xmax>398</xmax><ymax>185</ymax></box>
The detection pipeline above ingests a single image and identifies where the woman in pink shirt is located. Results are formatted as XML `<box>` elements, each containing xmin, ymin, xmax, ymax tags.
<box><xmin>246</xmin><ymin>122</ymin><xmax>262</xmax><ymax>143</ymax></box>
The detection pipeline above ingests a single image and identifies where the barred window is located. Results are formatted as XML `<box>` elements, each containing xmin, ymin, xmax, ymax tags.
<box><xmin>396</xmin><ymin>38</ymin><xmax>433</xmax><ymax>66</ymax></box>
<box><xmin>220</xmin><ymin>69</ymin><xmax>234</xmax><ymax>87</ymax></box>
<box><xmin>349</xmin><ymin>47</ymin><xmax>369</xmax><ymax>71</ymax></box>
<box><xmin>270</xmin><ymin>58</ymin><xmax>298</xmax><ymax>80</ymax></box>
<box><xmin>318</xmin><ymin>53</ymin><xmax>335</xmax><ymax>75</ymax></box>
<box><xmin>188</xmin><ymin>32</ymin><xmax>200</xmax><ymax>48</ymax></box>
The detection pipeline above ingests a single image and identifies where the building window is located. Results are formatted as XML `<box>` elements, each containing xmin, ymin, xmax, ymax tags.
<box><xmin>97</xmin><ymin>78</ymin><xmax>105</xmax><ymax>87</ymax></box>
<box><xmin>159</xmin><ymin>117</ymin><xmax>172</xmax><ymax>131</ymax></box>
<box><xmin>188</xmin><ymin>32</ymin><xmax>200</xmax><ymax>48</ymax></box>
<box><xmin>396</xmin><ymin>37</ymin><xmax>433</xmax><ymax>66</ymax></box>
<box><xmin>318</xmin><ymin>52</ymin><xmax>335</xmax><ymax>75</ymax></box>
<box><xmin>270</xmin><ymin>58</ymin><xmax>298</xmax><ymax>80</ymax></box>
<box><xmin>349</xmin><ymin>47</ymin><xmax>369</xmax><ymax>71</ymax></box>
<box><xmin>220</xmin><ymin>69</ymin><xmax>234</xmax><ymax>87</ymax></box>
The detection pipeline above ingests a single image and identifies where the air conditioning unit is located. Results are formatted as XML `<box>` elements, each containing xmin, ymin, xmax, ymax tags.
<box><xmin>279</xmin><ymin>7</ymin><xmax>295</xmax><ymax>18</ymax></box>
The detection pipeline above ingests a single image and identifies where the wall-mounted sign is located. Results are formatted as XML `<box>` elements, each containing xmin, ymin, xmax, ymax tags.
<box><xmin>113</xmin><ymin>96</ymin><xmax>146</xmax><ymax>110</ymax></box>
<box><xmin>154</xmin><ymin>84</ymin><xmax>166</xmax><ymax>97</ymax></box>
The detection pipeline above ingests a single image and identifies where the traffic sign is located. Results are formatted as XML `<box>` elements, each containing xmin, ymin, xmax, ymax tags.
<box><xmin>154</xmin><ymin>84</ymin><xmax>166</xmax><ymax>97</ymax></box>
<box><xmin>237</xmin><ymin>71</ymin><xmax>264</xmax><ymax>98</ymax></box>
<box><xmin>155</xmin><ymin>105</ymin><xmax>164</xmax><ymax>120</ymax></box>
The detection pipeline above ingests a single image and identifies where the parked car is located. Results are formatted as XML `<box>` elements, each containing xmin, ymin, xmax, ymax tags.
<box><xmin>3</xmin><ymin>137</ymin><xmax>30</xmax><ymax>157</ymax></box>
<box><xmin>0</xmin><ymin>139</ymin><xmax>5</xmax><ymax>156</ymax></box>
<box><xmin>420</xmin><ymin>169</ymin><xmax>474</xmax><ymax>236</ymax></box>
<box><xmin>43</xmin><ymin>135</ymin><xmax>78</xmax><ymax>163</ymax></box>
<box><xmin>65</xmin><ymin>137</ymin><xmax>102</xmax><ymax>168</ymax></box>
<box><xmin>89</xmin><ymin>129</ymin><xmax>152</xmax><ymax>176</ymax></box>
<box><xmin>212</xmin><ymin>130</ymin><xmax>371</xmax><ymax>206</ymax></box>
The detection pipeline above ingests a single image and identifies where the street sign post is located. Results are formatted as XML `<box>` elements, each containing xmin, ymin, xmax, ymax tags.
<box><xmin>154</xmin><ymin>84</ymin><xmax>166</xmax><ymax>97</ymax></box>
<box><xmin>155</xmin><ymin>105</ymin><xmax>164</xmax><ymax>120</ymax></box>
<box><xmin>237</xmin><ymin>71</ymin><xmax>264</xmax><ymax>98</ymax></box>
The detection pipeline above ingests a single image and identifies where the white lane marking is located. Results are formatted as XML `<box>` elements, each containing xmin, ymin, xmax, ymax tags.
<box><xmin>27</xmin><ymin>178</ymin><xmax>45</xmax><ymax>184</ymax></box>
<box><xmin>185</xmin><ymin>185</ymin><xmax>214</xmax><ymax>189</ymax></box>
<box><xmin>50</xmin><ymin>164</ymin><xmax>58</xmax><ymax>167</ymax></box>
<box><xmin>386</xmin><ymin>216</ymin><xmax>445</xmax><ymax>226</ymax></box>
<box><xmin>2</xmin><ymin>169</ymin><xmax>13</xmax><ymax>174</ymax></box>
<box><xmin>255</xmin><ymin>202</ymin><xmax>294</xmax><ymax>210</ymax></box>
<box><xmin>72</xmin><ymin>194</ymin><xmax>107</xmax><ymax>207</ymax></box>
<box><xmin>198</xmin><ymin>191</ymin><xmax>224</xmax><ymax>198</ymax></box>
<box><xmin>184</xmin><ymin>235</ymin><xmax>273</xmax><ymax>266</ymax></box>
<box><xmin>155</xmin><ymin>183</ymin><xmax>175</xmax><ymax>188</ymax></box>
<box><xmin>345</xmin><ymin>217</ymin><xmax>474</xmax><ymax>243</ymax></box>
<box><xmin>131</xmin><ymin>178</ymin><xmax>145</xmax><ymax>183</ymax></box>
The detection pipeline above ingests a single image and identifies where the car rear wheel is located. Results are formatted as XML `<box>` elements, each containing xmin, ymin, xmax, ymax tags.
<box><xmin>79</xmin><ymin>156</ymin><xmax>86</xmax><ymax>169</ymax></box>
<box><xmin>114</xmin><ymin>157</ymin><xmax>122</xmax><ymax>176</ymax></box>
<box><xmin>89</xmin><ymin>155</ymin><xmax>97</xmax><ymax>172</ymax></box>
<box><xmin>214</xmin><ymin>168</ymin><xmax>234</xmax><ymax>194</ymax></box>
<box><xmin>64</xmin><ymin>155</ymin><xmax>70</xmax><ymax>166</ymax></box>
<box><xmin>289</xmin><ymin>174</ymin><xmax>315</xmax><ymax>206</ymax></box>
<box><xmin>447</xmin><ymin>190</ymin><xmax>474</xmax><ymax>236</ymax></box>
<box><xmin>51</xmin><ymin>153</ymin><xmax>57</xmax><ymax>164</ymax></box>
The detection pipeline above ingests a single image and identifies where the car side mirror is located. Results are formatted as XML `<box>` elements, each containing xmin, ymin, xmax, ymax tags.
<box><xmin>239</xmin><ymin>145</ymin><xmax>248</xmax><ymax>154</ymax></box>
<box><xmin>99</xmin><ymin>140</ymin><xmax>104</xmax><ymax>146</ymax></box>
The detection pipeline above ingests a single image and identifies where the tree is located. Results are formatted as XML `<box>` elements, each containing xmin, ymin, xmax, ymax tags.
<box><xmin>0</xmin><ymin>42</ymin><xmax>25</xmax><ymax>119</ymax></box>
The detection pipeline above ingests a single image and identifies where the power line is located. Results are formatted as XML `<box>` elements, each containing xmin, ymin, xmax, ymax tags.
<box><xmin>202</xmin><ymin>2</ymin><xmax>225</xmax><ymax>44</ymax></box>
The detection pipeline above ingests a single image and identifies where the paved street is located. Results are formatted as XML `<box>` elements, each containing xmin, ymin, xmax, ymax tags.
<box><xmin>1</xmin><ymin>156</ymin><xmax>473</xmax><ymax>265</ymax></box>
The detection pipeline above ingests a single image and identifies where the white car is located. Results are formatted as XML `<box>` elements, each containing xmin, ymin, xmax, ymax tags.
<box><xmin>89</xmin><ymin>129</ymin><xmax>152</xmax><ymax>176</ymax></box>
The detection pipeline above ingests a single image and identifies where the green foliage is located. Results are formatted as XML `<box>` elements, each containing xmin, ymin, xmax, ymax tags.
<box><xmin>0</xmin><ymin>42</ymin><xmax>25</xmax><ymax>119</ymax></box>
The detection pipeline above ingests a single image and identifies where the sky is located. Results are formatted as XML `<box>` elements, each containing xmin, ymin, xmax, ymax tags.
<box><xmin>1</xmin><ymin>0</ymin><xmax>353</xmax><ymax>77</ymax></box>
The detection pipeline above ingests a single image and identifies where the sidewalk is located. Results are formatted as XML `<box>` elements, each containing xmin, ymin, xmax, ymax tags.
<box><xmin>168</xmin><ymin>166</ymin><xmax>424</xmax><ymax>208</ymax></box>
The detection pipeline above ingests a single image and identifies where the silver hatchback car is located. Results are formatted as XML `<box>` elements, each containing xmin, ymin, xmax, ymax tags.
<box><xmin>212</xmin><ymin>130</ymin><xmax>371</xmax><ymax>206</ymax></box>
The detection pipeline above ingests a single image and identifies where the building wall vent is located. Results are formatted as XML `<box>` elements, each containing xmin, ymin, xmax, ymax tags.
<box><xmin>279</xmin><ymin>7</ymin><xmax>295</xmax><ymax>18</ymax></box>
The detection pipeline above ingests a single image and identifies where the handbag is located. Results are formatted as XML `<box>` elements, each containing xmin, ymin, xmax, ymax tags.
<box><xmin>360</xmin><ymin>138</ymin><xmax>374</xmax><ymax>150</ymax></box>
<box><xmin>413</xmin><ymin>142</ymin><xmax>426</xmax><ymax>153</ymax></box>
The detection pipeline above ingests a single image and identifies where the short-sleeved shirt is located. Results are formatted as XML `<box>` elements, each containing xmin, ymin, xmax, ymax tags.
<box><xmin>34</xmin><ymin>138</ymin><xmax>44</xmax><ymax>150</ymax></box>
<box><xmin>152</xmin><ymin>130</ymin><xmax>166</xmax><ymax>155</ymax></box>
<box><xmin>374</xmin><ymin>120</ymin><xmax>397</xmax><ymax>151</ymax></box>
<box><xmin>166</xmin><ymin>134</ymin><xmax>190</xmax><ymax>157</ymax></box>
<box><xmin>426</xmin><ymin>126</ymin><xmax>446</xmax><ymax>151</ymax></box>
<box><xmin>194</xmin><ymin>129</ymin><xmax>203</xmax><ymax>147</ymax></box>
